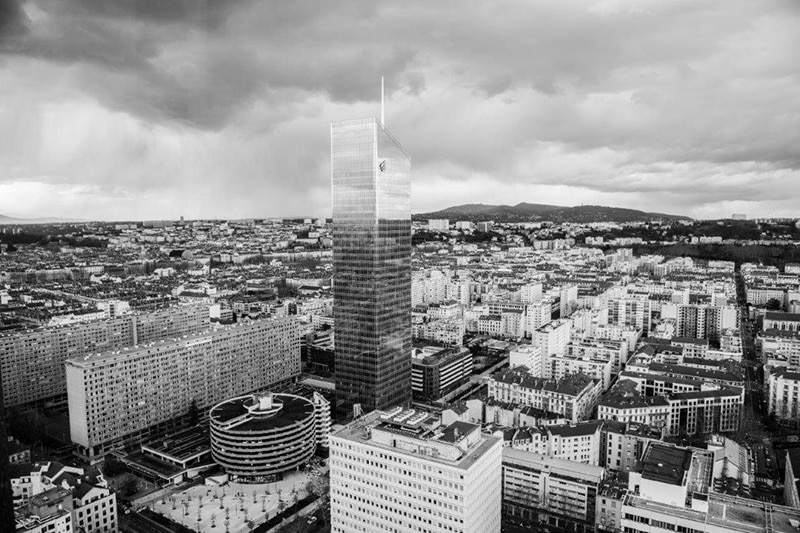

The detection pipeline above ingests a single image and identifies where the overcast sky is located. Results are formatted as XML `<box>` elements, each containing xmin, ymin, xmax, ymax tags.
<box><xmin>1</xmin><ymin>0</ymin><xmax>799</xmax><ymax>221</ymax></box>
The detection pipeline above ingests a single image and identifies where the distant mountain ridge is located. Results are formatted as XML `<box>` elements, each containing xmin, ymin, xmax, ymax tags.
<box><xmin>0</xmin><ymin>214</ymin><xmax>22</xmax><ymax>224</ymax></box>
<box><xmin>413</xmin><ymin>202</ymin><xmax>690</xmax><ymax>223</ymax></box>
<box><xmin>0</xmin><ymin>213</ymin><xmax>84</xmax><ymax>225</ymax></box>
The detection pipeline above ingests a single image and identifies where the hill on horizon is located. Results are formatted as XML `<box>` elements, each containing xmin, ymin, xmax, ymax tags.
<box><xmin>413</xmin><ymin>202</ymin><xmax>690</xmax><ymax>224</ymax></box>
<box><xmin>0</xmin><ymin>213</ymin><xmax>85</xmax><ymax>225</ymax></box>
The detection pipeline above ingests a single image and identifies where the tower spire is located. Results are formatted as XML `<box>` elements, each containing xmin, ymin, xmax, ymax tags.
<box><xmin>381</xmin><ymin>76</ymin><xmax>385</xmax><ymax>125</ymax></box>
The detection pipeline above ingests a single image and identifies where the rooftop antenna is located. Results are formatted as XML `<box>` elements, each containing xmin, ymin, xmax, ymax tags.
<box><xmin>381</xmin><ymin>75</ymin><xmax>385</xmax><ymax>125</ymax></box>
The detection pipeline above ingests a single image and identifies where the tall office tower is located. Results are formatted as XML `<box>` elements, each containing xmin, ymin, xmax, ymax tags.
<box><xmin>331</xmin><ymin>116</ymin><xmax>412</xmax><ymax>416</ymax></box>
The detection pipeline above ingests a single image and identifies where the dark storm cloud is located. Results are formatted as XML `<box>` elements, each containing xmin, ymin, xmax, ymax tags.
<box><xmin>0</xmin><ymin>0</ymin><xmax>27</xmax><ymax>42</ymax></box>
<box><xmin>63</xmin><ymin>0</ymin><xmax>239</xmax><ymax>28</ymax></box>
<box><xmin>1</xmin><ymin>0</ymin><xmax>800</xmax><ymax>219</ymax></box>
<box><xmin>0</xmin><ymin>0</ymin><xmax>422</xmax><ymax>128</ymax></box>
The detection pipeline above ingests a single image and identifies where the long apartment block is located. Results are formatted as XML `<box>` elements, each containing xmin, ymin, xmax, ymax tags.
<box><xmin>66</xmin><ymin>316</ymin><xmax>300</xmax><ymax>460</ymax></box>
<box><xmin>0</xmin><ymin>304</ymin><xmax>210</xmax><ymax>408</ymax></box>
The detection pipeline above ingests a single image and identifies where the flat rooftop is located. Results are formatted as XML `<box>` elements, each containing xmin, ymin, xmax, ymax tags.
<box><xmin>142</xmin><ymin>425</ymin><xmax>209</xmax><ymax>462</ymax></box>
<box><xmin>66</xmin><ymin>317</ymin><xmax>290</xmax><ymax>366</ymax></box>
<box><xmin>627</xmin><ymin>492</ymin><xmax>800</xmax><ymax>533</ymax></box>
<box><xmin>640</xmin><ymin>444</ymin><xmax>691</xmax><ymax>486</ymax></box>
<box><xmin>209</xmin><ymin>394</ymin><xmax>314</xmax><ymax>432</ymax></box>
<box><xmin>502</xmin><ymin>448</ymin><xmax>605</xmax><ymax>482</ymax></box>
<box><xmin>332</xmin><ymin>410</ymin><xmax>499</xmax><ymax>471</ymax></box>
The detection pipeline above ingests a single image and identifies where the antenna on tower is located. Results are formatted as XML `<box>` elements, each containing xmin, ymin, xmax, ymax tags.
<box><xmin>381</xmin><ymin>75</ymin><xmax>385</xmax><ymax>125</ymax></box>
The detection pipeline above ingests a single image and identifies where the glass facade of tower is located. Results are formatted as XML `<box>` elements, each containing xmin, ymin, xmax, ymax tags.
<box><xmin>331</xmin><ymin>117</ymin><xmax>411</xmax><ymax>417</ymax></box>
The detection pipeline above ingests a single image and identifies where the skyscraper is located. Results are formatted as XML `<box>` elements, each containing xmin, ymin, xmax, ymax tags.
<box><xmin>331</xmin><ymin>116</ymin><xmax>412</xmax><ymax>416</ymax></box>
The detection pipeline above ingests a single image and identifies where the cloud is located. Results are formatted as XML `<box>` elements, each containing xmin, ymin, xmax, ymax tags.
<box><xmin>0</xmin><ymin>0</ymin><xmax>799</xmax><ymax>219</ymax></box>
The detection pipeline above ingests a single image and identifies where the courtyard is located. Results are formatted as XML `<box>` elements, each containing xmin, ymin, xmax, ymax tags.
<box><xmin>148</xmin><ymin>469</ymin><xmax>321</xmax><ymax>532</ymax></box>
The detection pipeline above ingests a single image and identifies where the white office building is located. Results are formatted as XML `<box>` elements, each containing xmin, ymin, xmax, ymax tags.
<box><xmin>329</xmin><ymin>407</ymin><xmax>503</xmax><ymax>533</ymax></box>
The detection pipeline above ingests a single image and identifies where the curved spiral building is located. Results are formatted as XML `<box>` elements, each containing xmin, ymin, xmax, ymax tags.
<box><xmin>209</xmin><ymin>393</ymin><xmax>316</xmax><ymax>482</ymax></box>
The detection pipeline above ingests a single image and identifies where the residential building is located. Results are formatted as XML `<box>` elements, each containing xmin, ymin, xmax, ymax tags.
<box><xmin>0</xmin><ymin>304</ymin><xmax>210</xmax><ymax>408</ymax></box>
<box><xmin>533</xmin><ymin>319</ymin><xmax>571</xmax><ymax>367</ymax></box>
<box><xmin>598</xmin><ymin>380</ymin><xmax>742</xmax><ymax>436</ymax></box>
<box><xmin>520</xmin><ymin>283</ymin><xmax>543</xmax><ymax>305</ymax></box>
<box><xmin>66</xmin><ymin>317</ymin><xmax>299</xmax><ymax>460</ymax></box>
<box><xmin>496</xmin><ymin>421</ymin><xmax>602</xmax><ymax>465</ymax></box>
<box><xmin>566</xmin><ymin>338</ymin><xmax>627</xmax><ymax>374</ymax></box>
<box><xmin>597</xmin><ymin>381</ymin><xmax>671</xmax><ymax>429</ymax></box>
<box><xmin>428</xmin><ymin>219</ymin><xmax>450</xmax><ymax>232</ymax></box>
<box><xmin>502</xmin><ymin>447</ymin><xmax>605</xmax><ymax>533</ymax></box>
<box><xmin>550</xmin><ymin>350</ymin><xmax>614</xmax><ymax>391</ymax></box>
<box><xmin>7</xmin><ymin>438</ymin><xmax>30</xmax><ymax>464</ymax></box>
<box><xmin>15</xmin><ymin>488</ymin><xmax>73</xmax><ymax>533</ymax></box>
<box><xmin>523</xmin><ymin>301</ymin><xmax>552</xmax><ymax>337</ymax></box>
<box><xmin>10</xmin><ymin>461</ymin><xmax>116</xmax><ymax>533</ymax></box>
<box><xmin>508</xmin><ymin>344</ymin><xmax>542</xmax><ymax>374</ymax></box>
<box><xmin>477</xmin><ymin>314</ymin><xmax>503</xmax><ymax>336</ymax></box>
<box><xmin>675</xmin><ymin>304</ymin><xmax>738</xmax><ymax>343</ymax></box>
<box><xmin>760</xmin><ymin>329</ymin><xmax>800</xmax><ymax>368</ymax></box>
<box><xmin>768</xmin><ymin>366</ymin><xmax>800</xmax><ymax>421</ymax></box>
<box><xmin>414</xmin><ymin>318</ymin><xmax>465</xmax><ymax>346</ymax></box>
<box><xmin>664</xmin><ymin>387</ymin><xmax>743</xmax><ymax>436</ymax></box>
<box><xmin>608</xmin><ymin>298</ymin><xmax>652</xmax><ymax>335</ymax></box>
<box><xmin>488</xmin><ymin>367</ymin><xmax>601</xmax><ymax>423</ymax></box>
<box><xmin>602</xmin><ymin>421</ymin><xmax>664</xmax><ymax>472</ymax></box>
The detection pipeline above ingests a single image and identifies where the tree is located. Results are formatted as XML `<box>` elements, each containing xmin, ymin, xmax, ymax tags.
<box><xmin>103</xmin><ymin>457</ymin><xmax>125</xmax><ymax>478</ymax></box>
<box><xmin>307</xmin><ymin>475</ymin><xmax>331</xmax><ymax>525</ymax></box>
<box><xmin>121</xmin><ymin>476</ymin><xmax>139</xmax><ymax>496</ymax></box>
<box><xmin>188</xmin><ymin>398</ymin><xmax>199</xmax><ymax>425</ymax></box>
<box><xmin>766</xmin><ymin>298</ymin><xmax>782</xmax><ymax>311</ymax></box>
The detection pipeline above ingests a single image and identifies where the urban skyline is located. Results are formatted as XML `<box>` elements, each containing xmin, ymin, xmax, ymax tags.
<box><xmin>3</xmin><ymin>1</ymin><xmax>800</xmax><ymax>532</ymax></box>
<box><xmin>2</xmin><ymin>1</ymin><xmax>800</xmax><ymax>221</ymax></box>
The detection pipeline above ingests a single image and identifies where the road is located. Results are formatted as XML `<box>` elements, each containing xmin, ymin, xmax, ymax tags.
<box><xmin>119</xmin><ymin>510</ymin><xmax>177</xmax><ymax>533</ymax></box>
<box><xmin>734</xmin><ymin>268</ymin><xmax>768</xmax><ymax>443</ymax></box>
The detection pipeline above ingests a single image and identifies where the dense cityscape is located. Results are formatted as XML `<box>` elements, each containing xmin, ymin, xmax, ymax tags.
<box><xmin>0</xmin><ymin>115</ymin><xmax>799</xmax><ymax>533</ymax></box>
<box><xmin>3</xmin><ymin>1</ymin><xmax>800</xmax><ymax>532</ymax></box>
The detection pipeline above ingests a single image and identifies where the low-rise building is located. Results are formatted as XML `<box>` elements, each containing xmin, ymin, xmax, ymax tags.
<box><xmin>414</xmin><ymin>318</ymin><xmax>466</xmax><ymax>345</ymax></box>
<box><xmin>495</xmin><ymin>420</ymin><xmax>603</xmax><ymax>465</ymax></box>
<box><xmin>502</xmin><ymin>448</ymin><xmax>605</xmax><ymax>533</ymax></box>
<box><xmin>489</xmin><ymin>367</ymin><xmax>602</xmax><ymax>423</ymax></box>
<box><xmin>760</xmin><ymin>329</ymin><xmax>800</xmax><ymax>368</ymax></box>
<box><xmin>616</xmin><ymin>442</ymin><xmax>800</xmax><ymax>533</ymax></box>
<box><xmin>411</xmin><ymin>345</ymin><xmax>473</xmax><ymax>402</ymax></box>
<box><xmin>11</xmin><ymin>461</ymin><xmax>116</xmax><ymax>533</ymax></box>
<box><xmin>598</xmin><ymin>380</ymin><xmax>742</xmax><ymax>436</ymax></box>
<box><xmin>597</xmin><ymin>381</ymin><xmax>671</xmax><ymax>429</ymax></box>
<box><xmin>602</xmin><ymin>421</ymin><xmax>664</xmax><ymax>472</ymax></box>
<box><xmin>550</xmin><ymin>351</ymin><xmax>614</xmax><ymax>391</ymax></box>
<box><xmin>566</xmin><ymin>338</ymin><xmax>627</xmax><ymax>374</ymax></box>
<box><xmin>767</xmin><ymin>366</ymin><xmax>800</xmax><ymax>421</ymax></box>
<box><xmin>508</xmin><ymin>344</ymin><xmax>542</xmax><ymax>374</ymax></box>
